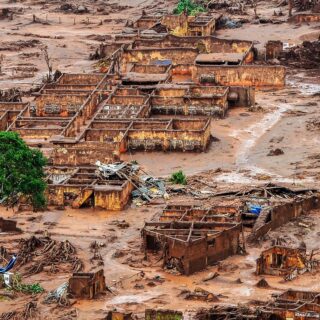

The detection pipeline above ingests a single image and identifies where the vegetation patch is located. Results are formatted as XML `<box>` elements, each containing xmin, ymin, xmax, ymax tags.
<box><xmin>173</xmin><ymin>0</ymin><xmax>206</xmax><ymax>16</ymax></box>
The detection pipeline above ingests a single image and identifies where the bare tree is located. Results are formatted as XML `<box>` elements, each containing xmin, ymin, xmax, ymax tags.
<box><xmin>41</xmin><ymin>46</ymin><xmax>53</xmax><ymax>82</ymax></box>
<box><xmin>288</xmin><ymin>0</ymin><xmax>294</xmax><ymax>17</ymax></box>
<box><xmin>0</xmin><ymin>54</ymin><xmax>4</xmax><ymax>74</ymax></box>
<box><xmin>253</xmin><ymin>0</ymin><xmax>259</xmax><ymax>18</ymax></box>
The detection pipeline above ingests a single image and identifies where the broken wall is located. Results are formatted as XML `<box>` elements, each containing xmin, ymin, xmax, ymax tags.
<box><xmin>251</xmin><ymin>195</ymin><xmax>320</xmax><ymax>240</ymax></box>
<box><xmin>195</xmin><ymin>65</ymin><xmax>286</xmax><ymax>87</ymax></box>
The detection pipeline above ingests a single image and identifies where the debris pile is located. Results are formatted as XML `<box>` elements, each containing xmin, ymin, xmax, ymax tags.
<box><xmin>179</xmin><ymin>287</ymin><xmax>219</xmax><ymax>302</ymax></box>
<box><xmin>0</xmin><ymin>302</ymin><xmax>38</xmax><ymax>320</ymax></box>
<box><xmin>307</xmin><ymin>118</ymin><xmax>320</xmax><ymax>131</ymax></box>
<box><xmin>44</xmin><ymin>282</ymin><xmax>69</xmax><ymax>306</ymax></box>
<box><xmin>196</xmin><ymin>305</ymin><xmax>259</xmax><ymax>319</ymax></box>
<box><xmin>0</xmin><ymin>88</ymin><xmax>22</xmax><ymax>102</ymax></box>
<box><xmin>96</xmin><ymin>161</ymin><xmax>167</xmax><ymax>205</ymax></box>
<box><xmin>17</xmin><ymin>236</ymin><xmax>83</xmax><ymax>275</ymax></box>
<box><xmin>282</xmin><ymin>40</ymin><xmax>320</xmax><ymax>69</ymax></box>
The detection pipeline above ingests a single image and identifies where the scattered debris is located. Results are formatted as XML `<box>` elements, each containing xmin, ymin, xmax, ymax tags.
<box><xmin>256</xmin><ymin>278</ymin><xmax>270</xmax><ymax>288</ymax></box>
<box><xmin>281</xmin><ymin>40</ymin><xmax>320</xmax><ymax>69</ymax></box>
<box><xmin>267</xmin><ymin>148</ymin><xmax>284</xmax><ymax>156</ymax></box>
<box><xmin>179</xmin><ymin>287</ymin><xmax>219</xmax><ymax>302</ymax></box>
<box><xmin>17</xmin><ymin>236</ymin><xmax>83</xmax><ymax>274</ymax></box>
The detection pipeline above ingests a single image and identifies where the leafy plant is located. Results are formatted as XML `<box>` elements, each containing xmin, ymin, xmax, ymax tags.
<box><xmin>173</xmin><ymin>0</ymin><xmax>206</xmax><ymax>16</ymax></box>
<box><xmin>170</xmin><ymin>170</ymin><xmax>187</xmax><ymax>185</ymax></box>
<box><xmin>0</xmin><ymin>132</ymin><xmax>47</xmax><ymax>210</ymax></box>
<box><xmin>10</xmin><ymin>273</ymin><xmax>44</xmax><ymax>294</ymax></box>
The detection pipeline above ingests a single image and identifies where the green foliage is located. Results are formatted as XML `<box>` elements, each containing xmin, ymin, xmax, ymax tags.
<box><xmin>11</xmin><ymin>273</ymin><xmax>44</xmax><ymax>294</ymax></box>
<box><xmin>173</xmin><ymin>0</ymin><xmax>206</xmax><ymax>16</ymax></box>
<box><xmin>170</xmin><ymin>170</ymin><xmax>187</xmax><ymax>185</ymax></box>
<box><xmin>0</xmin><ymin>131</ymin><xmax>47</xmax><ymax>210</ymax></box>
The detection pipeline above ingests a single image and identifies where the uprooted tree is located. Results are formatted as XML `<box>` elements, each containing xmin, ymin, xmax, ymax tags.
<box><xmin>0</xmin><ymin>132</ymin><xmax>47</xmax><ymax>210</ymax></box>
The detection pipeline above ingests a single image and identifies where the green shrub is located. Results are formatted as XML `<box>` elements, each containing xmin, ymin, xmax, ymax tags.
<box><xmin>170</xmin><ymin>170</ymin><xmax>187</xmax><ymax>185</ymax></box>
<box><xmin>173</xmin><ymin>0</ymin><xmax>206</xmax><ymax>16</ymax></box>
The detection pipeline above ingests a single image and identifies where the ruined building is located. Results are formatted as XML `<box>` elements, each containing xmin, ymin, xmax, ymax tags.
<box><xmin>256</xmin><ymin>245</ymin><xmax>320</xmax><ymax>281</ymax></box>
<box><xmin>0</xmin><ymin>12</ymin><xmax>287</xmax><ymax>210</ymax></box>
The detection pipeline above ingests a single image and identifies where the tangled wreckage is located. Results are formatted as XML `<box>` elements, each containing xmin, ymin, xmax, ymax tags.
<box><xmin>142</xmin><ymin>184</ymin><xmax>320</xmax><ymax>275</ymax></box>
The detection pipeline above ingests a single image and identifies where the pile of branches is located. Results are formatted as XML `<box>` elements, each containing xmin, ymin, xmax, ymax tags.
<box><xmin>282</xmin><ymin>40</ymin><xmax>320</xmax><ymax>69</ymax></box>
<box><xmin>306</xmin><ymin>118</ymin><xmax>320</xmax><ymax>131</ymax></box>
<box><xmin>0</xmin><ymin>88</ymin><xmax>22</xmax><ymax>102</ymax></box>
<box><xmin>0</xmin><ymin>302</ymin><xmax>37</xmax><ymax>320</ymax></box>
<box><xmin>17</xmin><ymin>236</ymin><xmax>83</xmax><ymax>275</ymax></box>
<box><xmin>195</xmin><ymin>305</ymin><xmax>261</xmax><ymax>319</ymax></box>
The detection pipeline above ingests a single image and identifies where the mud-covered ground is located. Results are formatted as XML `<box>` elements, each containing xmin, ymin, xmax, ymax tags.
<box><xmin>0</xmin><ymin>0</ymin><xmax>320</xmax><ymax>319</ymax></box>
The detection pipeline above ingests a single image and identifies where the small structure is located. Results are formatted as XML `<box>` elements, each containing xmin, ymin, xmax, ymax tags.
<box><xmin>46</xmin><ymin>164</ymin><xmax>135</xmax><ymax>211</ymax></box>
<box><xmin>266</xmin><ymin>40</ymin><xmax>283</xmax><ymax>60</ymax></box>
<box><xmin>262</xmin><ymin>289</ymin><xmax>320</xmax><ymax>319</ymax></box>
<box><xmin>142</xmin><ymin>221</ymin><xmax>243</xmax><ymax>275</ymax></box>
<box><xmin>256</xmin><ymin>245</ymin><xmax>320</xmax><ymax>281</ymax></box>
<box><xmin>68</xmin><ymin>269</ymin><xmax>105</xmax><ymax>299</ymax></box>
<box><xmin>106</xmin><ymin>311</ymin><xmax>133</xmax><ymax>320</ymax></box>
<box><xmin>0</xmin><ymin>217</ymin><xmax>21</xmax><ymax>233</ymax></box>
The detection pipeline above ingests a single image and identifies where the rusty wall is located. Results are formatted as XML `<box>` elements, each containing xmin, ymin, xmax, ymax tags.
<box><xmin>127</xmin><ymin>127</ymin><xmax>209</xmax><ymax>152</ymax></box>
<box><xmin>52</xmin><ymin>142</ymin><xmax>118</xmax><ymax>166</ymax></box>
<box><xmin>47</xmin><ymin>185</ymin><xmax>82</xmax><ymax>206</ymax></box>
<box><xmin>251</xmin><ymin>195</ymin><xmax>320</xmax><ymax>240</ymax></box>
<box><xmin>151</xmin><ymin>96</ymin><xmax>227</xmax><ymax>117</ymax></box>
<box><xmin>43</xmin><ymin>84</ymin><xmax>97</xmax><ymax>92</ymax></box>
<box><xmin>59</xmin><ymin>73</ymin><xmax>105</xmax><ymax>85</ymax></box>
<box><xmin>63</xmin><ymin>93</ymin><xmax>102</xmax><ymax>138</ymax></box>
<box><xmin>187</xmin><ymin>20</ymin><xmax>215</xmax><ymax>37</ymax></box>
<box><xmin>131</xmin><ymin>64</ymin><xmax>168</xmax><ymax>74</ymax></box>
<box><xmin>206</xmin><ymin>224</ymin><xmax>241</xmax><ymax>265</ymax></box>
<box><xmin>289</xmin><ymin>13</ymin><xmax>320</xmax><ymax>23</ymax></box>
<box><xmin>168</xmin><ymin>238</ymin><xmax>207</xmax><ymax>275</ymax></box>
<box><xmin>94</xmin><ymin>180</ymin><xmax>134</xmax><ymax>210</ymax></box>
<box><xmin>132</xmin><ymin>36</ymin><xmax>252</xmax><ymax>54</ymax></box>
<box><xmin>228</xmin><ymin>86</ymin><xmax>255</xmax><ymax>107</ymax></box>
<box><xmin>161</xmin><ymin>13</ymin><xmax>188</xmax><ymax>31</ymax></box>
<box><xmin>35</xmin><ymin>94</ymin><xmax>86</xmax><ymax>117</ymax></box>
<box><xmin>0</xmin><ymin>102</ymin><xmax>27</xmax><ymax>111</ymax></box>
<box><xmin>13</xmin><ymin>127</ymin><xmax>63</xmax><ymax>139</ymax></box>
<box><xmin>195</xmin><ymin>65</ymin><xmax>286</xmax><ymax>87</ymax></box>
<box><xmin>0</xmin><ymin>112</ymin><xmax>8</xmax><ymax>130</ymax></box>
<box><xmin>133</xmin><ymin>16</ymin><xmax>160</xmax><ymax>29</ymax></box>
<box><xmin>120</xmin><ymin>48</ymin><xmax>198</xmax><ymax>73</ymax></box>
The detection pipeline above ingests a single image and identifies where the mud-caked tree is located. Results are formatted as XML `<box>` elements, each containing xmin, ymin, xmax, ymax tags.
<box><xmin>0</xmin><ymin>132</ymin><xmax>47</xmax><ymax>210</ymax></box>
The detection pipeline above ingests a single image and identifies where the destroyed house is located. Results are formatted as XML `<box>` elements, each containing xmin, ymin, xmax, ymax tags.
<box><xmin>256</xmin><ymin>245</ymin><xmax>319</xmax><ymax>280</ymax></box>
<box><xmin>131</xmin><ymin>12</ymin><xmax>221</xmax><ymax>37</ymax></box>
<box><xmin>159</xmin><ymin>204</ymin><xmax>241</xmax><ymax>223</ymax></box>
<box><xmin>151</xmin><ymin>85</ymin><xmax>229</xmax><ymax>117</ymax></box>
<box><xmin>7</xmin><ymin>73</ymin><xmax>111</xmax><ymax>145</ymax></box>
<box><xmin>0</xmin><ymin>102</ymin><xmax>28</xmax><ymax>131</ymax></box>
<box><xmin>142</xmin><ymin>220</ymin><xmax>242</xmax><ymax>275</ymax></box>
<box><xmin>68</xmin><ymin>269</ymin><xmax>106</xmax><ymax>299</ymax></box>
<box><xmin>46</xmin><ymin>166</ymin><xmax>134</xmax><ymax>210</ymax></box>
<box><xmin>262</xmin><ymin>290</ymin><xmax>320</xmax><ymax>320</ymax></box>
<box><xmin>247</xmin><ymin>185</ymin><xmax>320</xmax><ymax>241</ymax></box>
